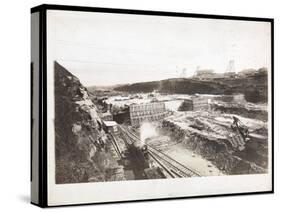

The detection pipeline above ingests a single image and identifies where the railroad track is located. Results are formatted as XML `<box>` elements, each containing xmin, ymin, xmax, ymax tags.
<box><xmin>119</xmin><ymin>125</ymin><xmax>201</xmax><ymax>178</ymax></box>
<box><xmin>118</xmin><ymin>126</ymin><xmax>134</xmax><ymax>146</ymax></box>
<box><xmin>147</xmin><ymin>146</ymin><xmax>200</xmax><ymax>177</ymax></box>
<box><xmin>108</xmin><ymin>133</ymin><xmax>123</xmax><ymax>159</ymax></box>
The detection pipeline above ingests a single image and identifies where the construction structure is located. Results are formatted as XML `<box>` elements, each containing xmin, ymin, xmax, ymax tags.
<box><xmin>192</xmin><ymin>95</ymin><xmax>213</xmax><ymax>111</ymax></box>
<box><xmin>129</xmin><ymin>102</ymin><xmax>167</xmax><ymax>126</ymax></box>
<box><xmin>194</xmin><ymin>69</ymin><xmax>215</xmax><ymax>80</ymax></box>
<box><xmin>179</xmin><ymin>68</ymin><xmax>187</xmax><ymax>78</ymax></box>
<box><xmin>224</xmin><ymin>60</ymin><xmax>237</xmax><ymax>78</ymax></box>
<box><xmin>225</xmin><ymin>60</ymin><xmax>235</xmax><ymax>73</ymax></box>
<box><xmin>192</xmin><ymin>61</ymin><xmax>238</xmax><ymax>80</ymax></box>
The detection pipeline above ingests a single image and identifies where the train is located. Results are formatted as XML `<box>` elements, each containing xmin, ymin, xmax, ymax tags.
<box><xmin>128</xmin><ymin>140</ymin><xmax>150</xmax><ymax>169</ymax></box>
<box><xmin>119</xmin><ymin>125</ymin><xmax>166</xmax><ymax>179</ymax></box>
<box><xmin>128</xmin><ymin>141</ymin><xmax>167</xmax><ymax>179</ymax></box>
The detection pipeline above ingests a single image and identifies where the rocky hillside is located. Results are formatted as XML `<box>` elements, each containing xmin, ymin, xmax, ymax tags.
<box><xmin>114</xmin><ymin>69</ymin><xmax>268</xmax><ymax>103</ymax></box>
<box><xmin>54</xmin><ymin>61</ymin><xmax>123</xmax><ymax>184</ymax></box>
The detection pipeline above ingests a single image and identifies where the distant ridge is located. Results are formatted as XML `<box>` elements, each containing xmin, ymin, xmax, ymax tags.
<box><xmin>113</xmin><ymin>69</ymin><xmax>268</xmax><ymax>103</ymax></box>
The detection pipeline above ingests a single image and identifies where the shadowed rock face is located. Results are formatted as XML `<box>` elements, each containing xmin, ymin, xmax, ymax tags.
<box><xmin>54</xmin><ymin>61</ymin><xmax>115</xmax><ymax>184</ymax></box>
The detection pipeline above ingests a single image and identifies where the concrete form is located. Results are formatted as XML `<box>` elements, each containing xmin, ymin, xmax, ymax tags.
<box><xmin>129</xmin><ymin>102</ymin><xmax>167</xmax><ymax>126</ymax></box>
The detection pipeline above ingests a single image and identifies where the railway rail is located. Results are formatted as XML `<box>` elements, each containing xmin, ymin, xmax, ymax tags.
<box><xmin>119</xmin><ymin>125</ymin><xmax>201</xmax><ymax>178</ymax></box>
<box><xmin>108</xmin><ymin>133</ymin><xmax>123</xmax><ymax>159</ymax></box>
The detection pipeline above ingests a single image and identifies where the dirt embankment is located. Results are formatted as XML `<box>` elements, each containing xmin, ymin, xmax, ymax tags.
<box><xmin>162</xmin><ymin>112</ymin><xmax>268</xmax><ymax>175</ymax></box>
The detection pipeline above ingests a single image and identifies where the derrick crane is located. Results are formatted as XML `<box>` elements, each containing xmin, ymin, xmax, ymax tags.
<box><xmin>226</xmin><ymin>60</ymin><xmax>235</xmax><ymax>73</ymax></box>
<box><xmin>228</xmin><ymin>116</ymin><xmax>250</xmax><ymax>151</ymax></box>
<box><xmin>180</xmin><ymin>68</ymin><xmax>187</xmax><ymax>78</ymax></box>
<box><xmin>231</xmin><ymin>116</ymin><xmax>250</xmax><ymax>146</ymax></box>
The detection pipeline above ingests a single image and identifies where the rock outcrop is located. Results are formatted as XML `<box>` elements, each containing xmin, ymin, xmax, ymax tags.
<box><xmin>54</xmin><ymin>61</ymin><xmax>123</xmax><ymax>184</ymax></box>
<box><xmin>162</xmin><ymin>111</ymin><xmax>268</xmax><ymax>175</ymax></box>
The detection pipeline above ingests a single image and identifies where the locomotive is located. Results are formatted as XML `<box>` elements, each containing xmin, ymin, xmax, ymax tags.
<box><xmin>128</xmin><ymin>140</ymin><xmax>150</xmax><ymax>170</ymax></box>
<box><xmin>129</xmin><ymin>140</ymin><xmax>166</xmax><ymax>179</ymax></box>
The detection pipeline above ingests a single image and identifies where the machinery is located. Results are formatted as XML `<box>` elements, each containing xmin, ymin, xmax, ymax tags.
<box><xmin>231</xmin><ymin>116</ymin><xmax>250</xmax><ymax>143</ymax></box>
<box><xmin>130</xmin><ymin>142</ymin><xmax>150</xmax><ymax>169</ymax></box>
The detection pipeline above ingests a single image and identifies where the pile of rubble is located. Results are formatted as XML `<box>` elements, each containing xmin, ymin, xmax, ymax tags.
<box><xmin>210</xmin><ymin>101</ymin><xmax>268</xmax><ymax>121</ymax></box>
<box><xmin>163</xmin><ymin>111</ymin><xmax>268</xmax><ymax>175</ymax></box>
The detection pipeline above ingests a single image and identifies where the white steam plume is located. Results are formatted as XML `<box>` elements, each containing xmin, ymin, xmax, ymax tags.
<box><xmin>140</xmin><ymin>122</ymin><xmax>158</xmax><ymax>143</ymax></box>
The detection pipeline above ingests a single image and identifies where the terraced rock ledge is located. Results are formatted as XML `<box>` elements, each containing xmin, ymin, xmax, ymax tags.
<box><xmin>162</xmin><ymin>111</ymin><xmax>268</xmax><ymax>175</ymax></box>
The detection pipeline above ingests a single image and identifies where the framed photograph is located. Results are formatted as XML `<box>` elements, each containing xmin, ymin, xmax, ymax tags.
<box><xmin>31</xmin><ymin>4</ymin><xmax>274</xmax><ymax>207</ymax></box>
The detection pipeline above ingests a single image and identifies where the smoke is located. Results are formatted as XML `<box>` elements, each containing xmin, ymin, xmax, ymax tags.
<box><xmin>140</xmin><ymin>122</ymin><xmax>158</xmax><ymax>143</ymax></box>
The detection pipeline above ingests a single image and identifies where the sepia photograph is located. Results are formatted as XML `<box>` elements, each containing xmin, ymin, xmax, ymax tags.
<box><xmin>48</xmin><ymin>10</ymin><xmax>271</xmax><ymax>185</ymax></box>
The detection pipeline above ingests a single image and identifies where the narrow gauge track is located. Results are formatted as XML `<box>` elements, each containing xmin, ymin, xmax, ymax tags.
<box><xmin>107</xmin><ymin>133</ymin><xmax>123</xmax><ymax>159</ymax></box>
<box><xmin>119</xmin><ymin>125</ymin><xmax>201</xmax><ymax>178</ymax></box>
<box><xmin>118</xmin><ymin>126</ymin><xmax>134</xmax><ymax>147</ymax></box>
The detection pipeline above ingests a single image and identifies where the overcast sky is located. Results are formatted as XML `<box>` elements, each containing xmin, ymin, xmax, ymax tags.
<box><xmin>48</xmin><ymin>10</ymin><xmax>271</xmax><ymax>86</ymax></box>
